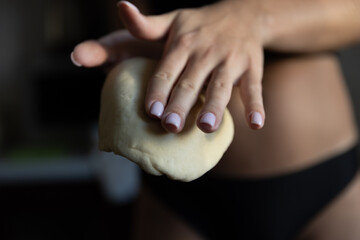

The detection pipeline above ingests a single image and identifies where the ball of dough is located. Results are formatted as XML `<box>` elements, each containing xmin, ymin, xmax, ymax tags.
<box><xmin>99</xmin><ymin>58</ymin><xmax>234</xmax><ymax>182</ymax></box>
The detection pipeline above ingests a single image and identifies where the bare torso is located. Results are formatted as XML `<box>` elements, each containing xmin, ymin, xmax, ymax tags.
<box><xmin>213</xmin><ymin>53</ymin><xmax>358</xmax><ymax>177</ymax></box>
<box><xmin>133</xmin><ymin>53</ymin><xmax>360</xmax><ymax>240</ymax></box>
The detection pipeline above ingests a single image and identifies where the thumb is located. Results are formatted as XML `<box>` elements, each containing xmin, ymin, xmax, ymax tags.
<box><xmin>117</xmin><ymin>1</ymin><xmax>177</xmax><ymax>40</ymax></box>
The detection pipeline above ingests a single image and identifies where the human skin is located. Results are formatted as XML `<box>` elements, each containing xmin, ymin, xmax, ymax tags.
<box><xmin>118</xmin><ymin>0</ymin><xmax>360</xmax><ymax>134</ymax></box>
<box><xmin>71</xmin><ymin>1</ymin><xmax>360</xmax><ymax>238</ymax></box>
<box><xmin>130</xmin><ymin>52</ymin><xmax>360</xmax><ymax>240</ymax></box>
<box><xmin>73</xmin><ymin>0</ymin><xmax>360</xmax><ymax>134</ymax></box>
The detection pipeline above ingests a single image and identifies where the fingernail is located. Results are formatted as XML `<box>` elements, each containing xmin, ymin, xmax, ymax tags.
<box><xmin>150</xmin><ymin>101</ymin><xmax>164</xmax><ymax>118</ymax></box>
<box><xmin>118</xmin><ymin>1</ymin><xmax>139</xmax><ymax>12</ymax></box>
<box><xmin>200</xmin><ymin>112</ymin><xmax>216</xmax><ymax>128</ymax></box>
<box><xmin>250</xmin><ymin>112</ymin><xmax>263</xmax><ymax>127</ymax></box>
<box><xmin>165</xmin><ymin>113</ymin><xmax>181</xmax><ymax>130</ymax></box>
<box><xmin>70</xmin><ymin>52</ymin><xmax>82</xmax><ymax>67</ymax></box>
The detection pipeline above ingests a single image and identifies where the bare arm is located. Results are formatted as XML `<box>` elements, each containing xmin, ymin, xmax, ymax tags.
<box><xmin>256</xmin><ymin>0</ymin><xmax>360</xmax><ymax>51</ymax></box>
<box><xmin>72</xmin><ymin>0</ymin><xmax>360</xmax><ymax>133</ymax></box>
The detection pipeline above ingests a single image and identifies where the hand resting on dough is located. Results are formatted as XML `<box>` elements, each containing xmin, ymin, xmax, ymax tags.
<box><xmin>98</xmin><ymin>58</ymin><xmax>234</xmax><ymax>181</ymax></box>
<box><xmin>71</xmin><ymin>1</ymin><xmax>266</xmax><ymax>134</ymax></box>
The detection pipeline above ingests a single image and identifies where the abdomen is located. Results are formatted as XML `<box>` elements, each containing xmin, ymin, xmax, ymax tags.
<box><xmin>212</xmin><ymin>53</ymin><xmax>358</xmax><ymax>178</ymax></box>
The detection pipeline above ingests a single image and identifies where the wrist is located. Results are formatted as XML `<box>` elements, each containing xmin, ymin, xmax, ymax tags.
<box><xmin>255</xmin><ymin>0</ymin><xmax>275</xmax><ymax>48</ymax></box>
<box><xmin>218</xmin><ymin>0</ymin><xmax>272</xmax><ymax>47</ymax></box>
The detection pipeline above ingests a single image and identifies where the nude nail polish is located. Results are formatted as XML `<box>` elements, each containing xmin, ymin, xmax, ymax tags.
<box><xmin>150</xmin><ymin>101</ymin><xmax>164</xmax><ymax>118</ymax></box>
<box><xmin>165</xmin><ymin>113</ymin><xmax>181</xmax><ymax>130</ymax></box>
<box><xmin>70</xmin><ymin>52</ymin><xmax>82</xmax><ymax>67</ymax></box>
<box><xmin>251</xmin><ymin>112</ymin><xmax>263</xmax><ymax>127</ymax></box>
<box><xmin>200</xmin><ymin>112</ymin><xmax>216</xmax><ymax>128</ymax></box>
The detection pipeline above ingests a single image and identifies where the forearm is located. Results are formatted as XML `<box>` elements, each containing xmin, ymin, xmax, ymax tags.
<box><xmin>227</xmin><ymin>0</ymin><xmax>360</xmax><ymax>52</ymax></box>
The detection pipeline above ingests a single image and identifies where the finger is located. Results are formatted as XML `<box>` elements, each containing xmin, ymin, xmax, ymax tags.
<box><xmin>98</xmin><ymin>30</ymin><xmax>163</xmax><ymax>60</ymax></box>
<box><xmin>238</xmin><ymin>53</ymin><xmax>265</xmax><ymax>130</ymax></box>
<box><xmin>162</xmin><ymin>55</ymin><xmax>217</xmax><ymax>133</ymax></box>
<box><xmin>117</xmin><ymin>1</ymin><xmax>178</xmax><ymax>40</ymax></box>
<box><xmin>71</xmin><ymin>30</ymin><xmax>164</xmax><ymax>68</ymax></box>
<box><xmin>197</xmin><ymin>60</ymin><xmax>240</xmax><ymax>133</ymax></box>
<box><xmin>71</xmin><ymin>40</ymin><xmax>108</xmax><ymax>67</ymax></box>
<box><xmin>145</xmin><ymin>45</ymin><xmax>189</xmax><ymax>119</ymax></box>
<box><xmin>71</xmin><ymin>31</ymin><xmax>136</xmax><ymax>68</ymax></box>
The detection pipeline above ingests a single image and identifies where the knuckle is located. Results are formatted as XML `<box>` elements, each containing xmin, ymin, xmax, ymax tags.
<box><xmin>153</xmin><ymin>71</ymin><xmax>174</xmax><ymax>83</ymax></box>
<box><xmin>177</xmin><ymin>79</ymin><xmax>198</xmax><ymax>93</ymax></box>
<box><xmin>176</xmin><ymin>32</ymin><xmax>196</xmax><ymax>50</ymax></box>
<box><xmin>198</xmin><ymin>45</ymin><xmax>215</xmax><ymax>60</ymax></box>
<box><xmin>213</xmin><ymin>80</ymin><xmax>228</xmax><ymax>90</ymax></box>
<box><xmin>225</xmin><ymin>51</ymin><xmax>249</xmax><ymax>67</ymax></box>
<box><xmin>224</xmin><ymin>51</ymin><xmax>238</xmax><ymax>63</ymax></box>
<box><xmin>211</xmin><ymin>78</ymin><xmax>231</xmax><ymax>93</ymax></box>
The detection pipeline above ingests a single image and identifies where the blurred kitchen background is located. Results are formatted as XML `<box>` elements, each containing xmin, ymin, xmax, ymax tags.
<box><xmin>0</xmin><ymin>0</ymin><xmax>359</xmax><ymax>239</ymax></box>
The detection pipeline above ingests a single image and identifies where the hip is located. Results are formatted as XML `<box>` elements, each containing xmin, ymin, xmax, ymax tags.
<box><xmin>213</xmin><ymin>53</ymin><xmax>358</xmax><ymax>178</ymax></box>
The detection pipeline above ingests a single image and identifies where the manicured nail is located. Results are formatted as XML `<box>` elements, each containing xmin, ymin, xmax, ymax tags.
<box><xmin>250</xmin><ymin>112</ymin><xmax>263</xmax><ymax>127</ymax></box>
<box><xmin>150</xmin><ymin>101</ymin><xmax>164</xmax><ymax>118</ymax></box>
<box><xmin>200</xmin><ymin>112</ymin><xmax>216</xmax><ymax>128</ymax></box>
<box><xmin>118</xmin><ymin>1</ymin><xmax>139</xmax><ymax>12</ymax></box>
<box><xmin>165</xmin><ymin>113</ymin><xmax>181</xmax><ymax>130</ymax></box>
<box><xmin>70</xmin><ymin>52</ymin><xmax>82</xmax><ymax>67</ymax></box>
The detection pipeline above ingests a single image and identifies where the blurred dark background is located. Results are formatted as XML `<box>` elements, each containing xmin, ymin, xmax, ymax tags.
<box><xmin>0</xmin><ymin>0</ymin><xmax>359</xmax><ymax>239</ymax></box>
<box><xmin>0</xmin><ymin>0</ymin><xmax>142</xmax><ymax>239</ymax></box>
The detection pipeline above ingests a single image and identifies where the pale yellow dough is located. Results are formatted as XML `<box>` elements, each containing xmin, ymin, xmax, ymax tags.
<box><xmin>99</xmin><ymin>58</ymin><xmax>234</xmax><ymax>182</ymax></box>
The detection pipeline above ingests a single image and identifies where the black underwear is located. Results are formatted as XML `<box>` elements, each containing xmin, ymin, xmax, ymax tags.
<box><xmin>142</xmin><ymin>147</ymin><xmax>358</xmax><ymax>240</ymax></box>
